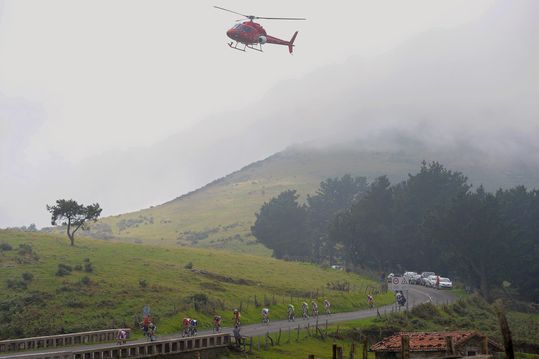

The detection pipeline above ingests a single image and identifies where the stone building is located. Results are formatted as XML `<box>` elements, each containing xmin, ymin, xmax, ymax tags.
<box><xmin>370</xmin><ymin>331</ymin><xmax>504</xmax><ymax>359</ymax></box>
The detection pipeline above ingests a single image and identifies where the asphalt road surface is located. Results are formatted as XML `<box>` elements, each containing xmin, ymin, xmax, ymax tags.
<box><xmin>2</xmin><ymin>285</ymin><xmax>455</xmax><ymax>358</ymax></box>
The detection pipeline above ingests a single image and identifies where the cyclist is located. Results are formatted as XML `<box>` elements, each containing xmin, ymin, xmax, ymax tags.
<box><xmin>323</xmin><ymin>299</ymin><xmax>331</xmax><ymax>315</ymax></box>
<box><xmin>140</xmin><ymin>316</ymin><xmax>151</xmax><ymax>338</ymax></box>
<box><xmin>213</xmin><ymin>315</ymin><xmax>222</xmax><ymax>333</ymax></box>
<box><xmin>262</xmin><ymin>308</ymin><xmax>270</xmax><ymax>325</ymax></box>
<box><xmin>367</xmin><ymin>294</ymin><xmax>375</xmax><ymax>308</ymax></box>
<box><xmin>147</xmin><ymin>321</ymin><xmax>157</xmax><ymax>341</ymax></box>
<box><xmin>116</xmin><ymin>329</ymin><xmax>127</xmax><ymax>345</ymax></box>
<box><xmin>189</xmin><ymin>319</ymin><xmax>198</xmax><ymax>336</ymax></box>
<box><xmin>182</xmin><ymin>317</ymin><xmax>191</xmax><ymax>337</ymax></box>
<box><xmin>301</xmin><ymin>301</ymin><xmax>309</xmax><ymax>319</ymax></box>
<box><xmin>396</xmin><ymin>291</ymin><xmax>406</xmax><ymax>306</ymax></box>
<box><xmin>233</xmin><ymin>309</ymin><xmax>241</xmax><ymax>328</ymax></box>
<box><xmin>287</xmin><ymin>304</ymin><xmax>295</xmax><ymax>322</ymax></box>
<box><xmin>311</xmin><ymin>301</ymin><xmax>319</xmax><ymax>318</ymax></box>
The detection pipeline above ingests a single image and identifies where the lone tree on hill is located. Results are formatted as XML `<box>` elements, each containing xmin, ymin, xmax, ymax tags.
<box><xmin>46</xmin><ymin>199</ymin><xmax>102</xmax><ymax>246</ymax></box>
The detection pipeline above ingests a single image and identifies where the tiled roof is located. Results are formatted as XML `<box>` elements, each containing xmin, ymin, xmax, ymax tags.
<box><xmin>370</xmin><ymin>331</ymin><xmax>480</xmax><ymax>352</ymax></box>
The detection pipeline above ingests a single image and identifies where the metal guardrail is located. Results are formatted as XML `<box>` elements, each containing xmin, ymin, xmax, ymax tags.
<box><xmin>73</xmin><ymin>333</ymin><xmax>230</xmax><ymax>359</ymax></box>
<box><xmin>0</xmin><ymin>329</ymin><xmax>131</xmax><ymax>354</ymax></box>
<box><xmin>2</xmin><ymin>333</ymin><xmax>230</xmax><ymax>359</ymax></box>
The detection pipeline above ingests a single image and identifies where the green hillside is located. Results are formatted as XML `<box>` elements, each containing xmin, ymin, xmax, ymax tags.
<box><xmin>75</xmin><ymin>146</ymin><xmax>538</xmax><ymax>253</ymax></box>
<box><xmin>0</xmin><ymin>230</ymin><xmax>392</xmax><ymax>339</ymax></box>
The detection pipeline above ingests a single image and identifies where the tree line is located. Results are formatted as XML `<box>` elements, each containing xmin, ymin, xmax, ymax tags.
<box><xmin>251</xmin><ymin>162</ymin><xmax>539</xmax><ymax>302</ymax></box>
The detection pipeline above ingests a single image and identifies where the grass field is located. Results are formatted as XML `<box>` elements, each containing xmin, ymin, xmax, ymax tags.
<box><xmin>67</xmin><ymin>146</ymin><xmax>539</xmax><ymax>254</ymax></box>
<box><xmin>0</xmin><ymin>230</ymin><xmax>393</xmax><ymax>339</ymax></box>
<box><xmin>229</xmin><ymin>334</ymin><xmax>374</xmax><ymax>359</ymax></box>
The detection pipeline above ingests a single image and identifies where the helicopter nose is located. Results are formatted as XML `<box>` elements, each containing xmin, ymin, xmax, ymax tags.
<box><xmin>226</xmin><ymin>29</ymin><xmax>236</xmax><ymax>40</ymax></box>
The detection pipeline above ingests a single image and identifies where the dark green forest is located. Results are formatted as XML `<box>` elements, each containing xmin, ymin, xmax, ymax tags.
<box><xmin>251</xmin><ymin>162</ymin><xmax>539</xmax><ymax>302</ymax></box>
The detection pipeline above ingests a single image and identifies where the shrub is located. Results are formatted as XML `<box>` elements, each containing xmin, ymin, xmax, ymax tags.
<box><xmin>80</xmin><ymin>277</ymin><xmax>91</xmax><ymax>286</ymax></box>
<box><xmin>84</xmin><ymin>262</ymin><xmax>93</xmax><ymax>273</ymax></box>
<box><xmin>21</xmin><ymin>272</ymin><xmax>34</xmax><ymax>283</ymax></box>
<box><xmin>184</xmin><ymin>262</ymin><xmax>193</xmax><ymax>269</ymax></box>
<box><xmin>326</xmin><ymin>280</ymin><xmax>350</xmax><ymax>291</ymax></box>
<box><xmin>17</xmin><ymin>244</ymin><xmax>33</xmax><ymax>256</ymax></box>
<box><xmin>84</xmin><ymin>258</ymin><xmax>90</xmax><ymax>263</ymax></box>
<box><xmin>66</xmin><ymin>297</ymin><xmax>84</xmax><ymax>308</ymax></box>
<box><xmin>56</xmin><ymin>263</ymin><xmax>73</xmax><ymax>276</ymax></box>
<box><xmin>139</xmin><ymin>279</ymin><xmax>148</xmax><ymax>288</ymax></box>
<box><xmin>0</xmin><ymin>243</ymin><xmax>12</xmax><ymax>251</ymax></box>
<box><xmin>74</xmin><ymin>264</ymin><xmax>83</xmax><ymax>271</ymax></box>
<box><xmin>6</xmin><ymin>278</ymin><xmax>27</xmax><ymax>290</ymax></box>
<box><xmin>410</xmin><ymin>302</ymin><xmax>439</xmax><ymax>319</ymax></box>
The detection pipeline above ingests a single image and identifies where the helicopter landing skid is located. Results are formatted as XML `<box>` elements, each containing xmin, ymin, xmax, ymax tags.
<box><xmin>228</xmin><ymin>42</ymin><xmax>263</xmax><ymax>53</ymax></box>
<box><xmin>246</xmin><ymin>43</ymin><xmax>263</xmax><ymax>52</ymax></box>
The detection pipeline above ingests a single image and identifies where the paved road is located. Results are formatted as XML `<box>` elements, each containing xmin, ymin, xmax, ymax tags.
<box><xmin>1</xmin><ymin>286</ymin><xmax>454</xmax><ymax>358</ymax></box>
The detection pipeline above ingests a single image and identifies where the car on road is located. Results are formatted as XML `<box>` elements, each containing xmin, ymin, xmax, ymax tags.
<box><xmin>411</xmin><ymin>273</ymin><xmax>422</xmax><ymax>284</ymax></box>
<box><xmin>403</xmin><ymin>271</ymin><xmax>419</xmax><ymax>284</ymax></box>
<box><xmin>426</xmin><ymin>275</ymin><xmax>438</xmax><ymax>287</ymax></box>
<box><xmin>420</xmin><ymin>272</ymin><xmax>435</xmax><ymax>286</ymax></box>
<box><xmin>438</xmin><ymin>277</ymin><xmax>453</xmax><ymax>289</ymax></box>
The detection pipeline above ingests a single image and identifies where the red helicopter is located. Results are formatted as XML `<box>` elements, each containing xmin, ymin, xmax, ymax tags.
<box><xmin>214</xmin><ymin>6</ymin><xmax>306</xmax><ymax>54</ymax></box>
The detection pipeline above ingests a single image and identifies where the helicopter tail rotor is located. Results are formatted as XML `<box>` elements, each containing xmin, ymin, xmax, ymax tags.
<box><xmin>288</xmin><ymin>31</ymin><xmax>298</xmax><ymax>54</ymax></box>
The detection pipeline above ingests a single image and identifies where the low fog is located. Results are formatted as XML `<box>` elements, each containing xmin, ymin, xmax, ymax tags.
<box><xmin>1</xmin><ymin>0</ymin><xmax>538</xmax><ymax>228</ymax></box>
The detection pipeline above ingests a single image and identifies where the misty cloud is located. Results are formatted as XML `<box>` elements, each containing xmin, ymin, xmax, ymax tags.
<box><xmin>1</xmin><ymin>0</ymin><xmax>538</xmax><ymax>228</ymax></box>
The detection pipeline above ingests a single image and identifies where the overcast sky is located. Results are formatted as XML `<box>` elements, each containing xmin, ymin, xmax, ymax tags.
<box><xmin>2</xmin><ymin>0</ymin><xmax>537</xmax><ymax>228</ymax></box>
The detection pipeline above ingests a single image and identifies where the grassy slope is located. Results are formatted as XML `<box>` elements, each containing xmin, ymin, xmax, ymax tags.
<box><xmin>82</xmin><ymin>149</ymin><xmax>427</xmax><ymax>253</ymax></box>
<box><xmin>79</xmin><ymin>146</ymin><xmax>539</xmax><ymax>254</ymax></box>
<box><xmin>0</xmin><ymin>230</ymin><xmax>392</xmax><ymax>339</ymax></box>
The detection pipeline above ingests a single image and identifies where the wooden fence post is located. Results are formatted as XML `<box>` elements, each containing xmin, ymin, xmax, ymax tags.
<box><xmin>482</xmin><ymin>336</ymin><xmax>489</xmax><ymax>355</ymax></box>
<box><xmin>445</xmin><ymin>336</ymin><xmax>455</xmax><ymax>356</ymax></box>
<box><xmin>337</xmin><ymin>346</ymin><xmax>343</xmax><ymax>359</ymax></box>
<box><xmin>349</xmin><ymin>342</ymin><xmax>355</xmax><ymax>359</ymax></box>
<box><xmin>401</xmin><ymin>335</ymin><xmax>410</xmax><ymax>359</ymax></box>
<box><xmin>332</xmin><ymin>344</ymin><xmax>337</xmax><ymax>359</ymax></box>
<box><xmin>362</xmin><ymin>337</ymin><xmax>368</xmax><ymax>359</ymax></box>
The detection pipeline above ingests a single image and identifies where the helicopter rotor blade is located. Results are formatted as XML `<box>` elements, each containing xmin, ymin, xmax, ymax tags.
<box><xmin>213</xmin><ymin>6</ymin><xmax>249</xmax><ymax>18</ymax></box>
<box><xmin>254</xmin><ymin>16</ymin><xmax>306</xmax><ymax>21</ymax></box>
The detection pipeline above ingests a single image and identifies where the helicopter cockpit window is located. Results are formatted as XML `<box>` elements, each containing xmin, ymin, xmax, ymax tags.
<box><xmin>233</xmin><ymin>24</ymin><xmax>241</xmax><ymax>29</ymax></box>
<box><xmin>241</xmin><ymin>25</ymin><xmax>253</xmax><ymax>33</ymax></box>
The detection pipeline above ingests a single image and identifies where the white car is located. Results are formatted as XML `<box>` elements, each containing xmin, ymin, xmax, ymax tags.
<box><xmin>438</xmin><ymin>277</ymin><xmax>453</xmax><ymax>289</ymax></box>
<box><xmin>426</xmin><ymin>275</ymin><xmax>438</xmax><ymax>287</ymax></box>
<box><xmin>403</xmin><ymin>271</ymin><xmax>418</xmax><ymax>284</ymax></box>
<box><xmin>420</xmin><ymin>272</ymin><xmax>435</xmax><ymax>286</ymax></box>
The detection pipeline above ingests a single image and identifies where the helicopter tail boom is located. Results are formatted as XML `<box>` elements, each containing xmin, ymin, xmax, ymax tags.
<box><xmin>266</xmin><ymin>31</ymin><xmax>299</xmax><ymax>54</ymax></box>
